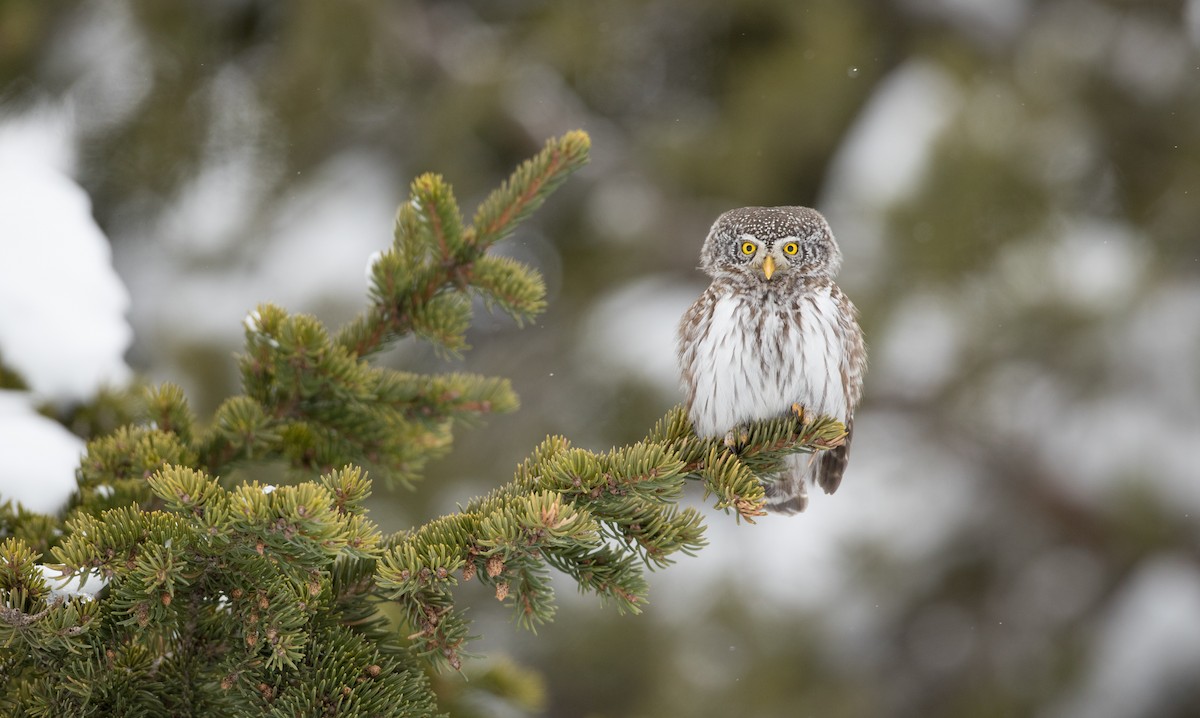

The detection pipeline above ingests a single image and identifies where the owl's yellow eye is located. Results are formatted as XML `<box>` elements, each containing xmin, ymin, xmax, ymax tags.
<box><xmin>740</xmin><ymin>241</ymin><xmax>756</xmax><ymax>256</ymax></box>
<box><xmin>783</xmin><ymin>242</ymin><xmax>800</xmax><ymax>255</ymax></box>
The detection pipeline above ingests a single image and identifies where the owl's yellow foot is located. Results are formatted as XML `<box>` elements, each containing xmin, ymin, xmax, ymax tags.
<box><xmin>791</xmin><ymin>403</ymin><xmax>809</xmax><ymax>423</ymax></box>
<box><xmin>723</xmin><ymin>429</ymin><xmax>751</xmax><ymax>451</ymax></box>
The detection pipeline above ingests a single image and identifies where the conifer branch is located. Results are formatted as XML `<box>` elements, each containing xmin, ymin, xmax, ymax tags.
<box><xmin>376</xmin><ymin>406</ymin><xmax>845</xmax><ymax>669</ymax></box>
<box><xmin>0</xmin><ymin>130</ymin><xmax>852</xmax><ymax>715</ymax></box>
<box><xmin>469</xmin><ymin>130</ymin><xmax>591</xmax><ymax>250</ymax></box>
<box><xmin>338</xmin><ymin>131</ymin><xmax>589</xmax><ymax>359</ymax></box>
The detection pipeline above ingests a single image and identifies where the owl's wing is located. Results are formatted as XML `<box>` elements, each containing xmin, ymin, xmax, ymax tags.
<box><xmin>838</xmin><ymin>289</ymin><xmax>868</xmax><ymax>409</ymax></box>
<box><xmin>816</xmin><ymin>418</ymin><xmax>851</xmax><ymax>495</ymax></box>
<box><xmin>677</xmin><ymin>285</ymin><xmax>719</xmax><ymax>415</ymax></box>
<box><xmin>818</xmin><ymin>289</ymin><xmax>866</xmax><ymax>495</ymax></box>
<box><xmin>764</xmin><ymin>462</ymin><xmax>809</xmax><ymax>514</ymax></box>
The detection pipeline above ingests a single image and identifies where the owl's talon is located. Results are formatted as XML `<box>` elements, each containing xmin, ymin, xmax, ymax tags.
<box><xmin>723</xmin><ymin>431</ymin><xmax>737</xmax><ymax>449</ymax></box>
<box><xmin>791</xmin><ymin>403</ymin><xmax>809</xmax><ymax>423</ymax></box>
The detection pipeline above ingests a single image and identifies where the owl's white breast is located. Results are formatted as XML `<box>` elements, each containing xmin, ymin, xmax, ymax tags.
<box><xmin>685</xmin><ymin>283</ymin><xmax>848</xmax><ymax>438</ymax></box>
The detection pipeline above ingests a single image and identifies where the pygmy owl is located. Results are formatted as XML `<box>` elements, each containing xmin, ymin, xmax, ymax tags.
<box><xmin>677</xmin><ymin>206</ymin><xmax>866</xmax><ymax>513</ymax></box>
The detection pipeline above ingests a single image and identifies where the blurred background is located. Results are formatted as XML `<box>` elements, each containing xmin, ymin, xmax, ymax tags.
<box><xmin>2</xmin><ymin>1</ymin><xmax>1200</xmax><ymax>716</ymax></box>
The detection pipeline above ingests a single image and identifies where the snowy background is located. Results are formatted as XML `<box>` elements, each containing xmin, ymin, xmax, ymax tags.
<box><xmin>2</xmin><ymin>1</ymin><xmax>1200</xmax><ymax>716</ymax></box>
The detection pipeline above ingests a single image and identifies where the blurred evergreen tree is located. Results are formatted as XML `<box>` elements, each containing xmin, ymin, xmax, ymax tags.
<box><xmin>4</xmin><ymin>1</ymin><xmax>1200</xmax><ymax>716</ymax></box>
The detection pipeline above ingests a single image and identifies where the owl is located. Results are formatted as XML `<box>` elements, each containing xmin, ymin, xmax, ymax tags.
<box><xmin>677</xmin><ymin>206</ymin><xmax>866</xmax><ymax>514</ymax></box>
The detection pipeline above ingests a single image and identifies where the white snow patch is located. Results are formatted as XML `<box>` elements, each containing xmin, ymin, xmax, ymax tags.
<box><xmin>897</xmin><ymin>0</ymin><xmax>1032</xmax><ymax>43</ymax></box>
<box><xmin>243</xmin><ymin>310</ymin><xmax>262</xmax><ymax>334</ymax></box>
<box><xmin>427</xmin><ymin>4</ymin><xmax>503</xmax><ymax>84</ymax></box>
<box><xmin>0</xmin><ymin>109</ymin><xmax>133</xmax><ymax>402</ymax></box>
<box><xmin>992</xmin><ymin>216</ymin><xmax>1148</xmax><ymax>315</ymax></box>
<box><xmin>964</xmin><ymin>278</ymin><xmax>1200</xmax><ymax>516</ymax></box>
<box><xmin>158</xmin><ymin>67</ymin><xmax>270</xmax><ymax>258</ymax></box>
<box><xmin>1050</xmin><ymin>221</ymin><xmax>1147</xmax><ymax>312</ymax></box>
<box><xmin>1109</xmin><ymin>18</ymin><xmax>1190</xmax><ymax>105</ymax></box>
<box><xmin>36</xmin><ymin>564</ymin><xmax>108</xmax><ymax>602</ymax></box>
<box><xmin>586</xmin><ymin>174</ymin><xmax>661</xmax><ymax>242</ymax></box>
<box><xmin>820</xmin><ymin>61</ymin><xmax>961</xmax><ymax>288</ymax></box>
<box><xmin>0</xmin><ymin>392</ymin><xmax>83</xmax><ymax>515</ymax></box>
<box><xmin>576</xmin><ymin>276</ymin><xmax>702</xmax><ymax>393</ymax></box>
<box><xmin>976</xmin><ymin>358</ymin><xmax>1200</xmax><ymax>518</ymax></box>
<box><xmin>875</xmin><ymin>292</ymin><xmax>964</xmax><ymax>399</ymax></box>
<box><xmin>45</xmin><ymin>0</ymin><xmax>152</xmax><ymax>134</ymax></box>
<box><xmin>120</xmin><ymin>150</ymin><xmax>397</xmax><ymax>353</ymax></box>
<box><xmin>0</xmin><ymin>105</ymin><xmax>76</xmax><ymax>176</ymax></box>
<box><xmin>1046</xmin><ymin>557</ymin><xmax>1200</xmax><ymax>718</ymax></box>
<box><xmin>365</xmin><ymin>250</ymin><xmax>384</xmax><ymax>283</ymax></box>
<box><xmin>1109</xmin><ymin>281</ymin><xmax>1200</xmax><ymax>418</ymax></box>
<box><xmin>823</xmin><ymin>61</ymin><xmax>960</xmax><ymax>212</ymax></box>
<box><xmin>163</xmin><ymin>153</ymin><xmax>265</xmax><ymax>257</ymax></box>
<box><xmin>261</xmin><ymin>484</ymin><xmax>277</xmax><ymax>495</ymax></box>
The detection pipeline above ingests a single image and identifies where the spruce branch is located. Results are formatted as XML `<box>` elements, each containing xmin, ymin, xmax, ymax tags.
<box><xmin>192</xmin><ymin>301</ymin><xmax>524</xmax><ymax>486</ymax></box>
<box><xmin>0</xmin><ymin>130</ymin><xmax>855</xmax><ymax>716</ymax></box>
<box><xmin>179</xmin><ymin>133</ymin><xmax>588</xmax><ymax>486</ymax></box>
<box><xmin>376</xmin><ymin>406</ymin><xmax>846</xmax><ymax>670</ymax></box>
<box><xmin>338</xmin><ymin>131</ymin><xmax>589</xmax><ymax>358</ymax></box>
<box><xmin>144</xmin><ymin>382</ymin><xmax>197</xmax><ymax>446</ymax></box>
<box><xmin>470</xmin><ymin>130</ymin><xmax>591</xmax><ymax>250</ymax></box>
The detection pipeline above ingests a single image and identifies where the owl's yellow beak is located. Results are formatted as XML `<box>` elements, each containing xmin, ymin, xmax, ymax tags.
<box><xmin>762</xmin><ymin>255</ymin><xmax>776</xmax><ymax>280</ymax></box>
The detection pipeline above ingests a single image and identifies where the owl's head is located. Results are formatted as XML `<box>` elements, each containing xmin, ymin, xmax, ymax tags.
<box><xmin>699</xmin><ymin>206</ymin><xmax>842</xmax><ymax>284</ymax></box>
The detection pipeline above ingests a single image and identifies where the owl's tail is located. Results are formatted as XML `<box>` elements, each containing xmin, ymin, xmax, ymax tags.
<box><xmin>763</xmin><ymin>464</ymin><xmax>809</xmax><ymax>514</ymax></box>
<box><xmin>763</xmin><ymin>421</ymin><xmax>853</xmax><ymax>514</ymax></box>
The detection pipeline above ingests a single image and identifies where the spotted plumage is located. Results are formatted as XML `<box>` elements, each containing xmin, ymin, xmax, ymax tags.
<box><xmin>678</xmin><ymin>206</ymin><xmax>866</xmax><ymax>513</ymax></box>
